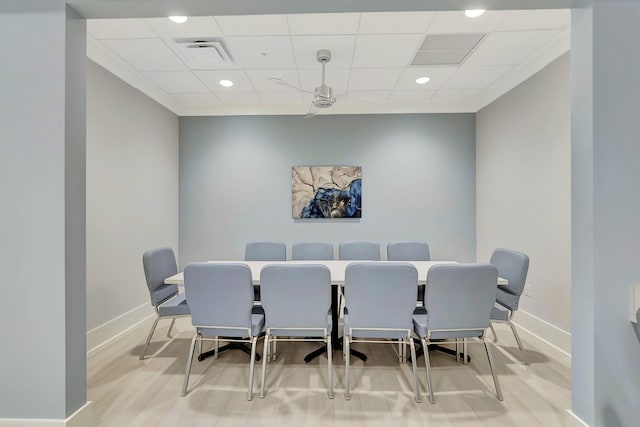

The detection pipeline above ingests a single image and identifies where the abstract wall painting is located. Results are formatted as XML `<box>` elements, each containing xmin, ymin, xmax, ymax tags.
<box><xmin>292</xmin><ymin>166</ymin><xmax>362</xmax><ymax>219</ymax></box>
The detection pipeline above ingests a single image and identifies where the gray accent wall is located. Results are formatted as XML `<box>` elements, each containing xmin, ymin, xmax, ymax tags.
<box><xmin>86</xmin><ymin>60</ymin><xmax>179</xmax><ymax>331</ymax></box>
<box><xmin>179</xmin><ymin>114</ymin><xmax>476</xmax><ymax>265</ymax></box>
<box><xmin>476</xmin><ymin>53</ymin><xmax>572</xmax><ymax>333</ymax></box>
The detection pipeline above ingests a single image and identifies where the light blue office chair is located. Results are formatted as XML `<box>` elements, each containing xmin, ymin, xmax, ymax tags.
<box><xmin>387</xmin><ymin>241</ymin><xmax>431</xmax><ymax>261</ymax></box>
<box><xmin>291</xmin><ymin>242</ymin><xmax>334</xmax><ymax>260</ymax></box>
<box><xmin>343</xmin><ymin>263</ymin><xmax>421</xmax><ymax>402</ymax></box>
<box><xmin>339</xmin><ymin>241</ymin><xmax>381</xmax><ymax>261</ymax></box>
<box><xmin>181</xmin><ymin>263</ymin><xmax>264</xmax><ymax>400</ymax></box>
<box><xmin>140</xmin><ymin>247</ymin><xmax>190</xmax><ymax>360</ymax></box>
<box><xmin>259</xmin><ymin>264</ymin><xmax>333</xmax><ymax>399</ymax></box>
<box><xmin>245</xmin><ymin>241</ymin><xmax>287</xmax><ymax>261</ymax></box>
<box><xmin>413</xmin><ymin>264</ymin><xmax>502</xmax><ymax>403</ymax></box>
<box><xmin>488</xmin><ymin>248</ymin><xmax>530</xmax><ymax>365</ymax></box>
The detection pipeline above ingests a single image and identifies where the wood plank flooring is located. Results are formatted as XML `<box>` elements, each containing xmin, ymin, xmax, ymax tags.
<box><xmin>88</xmin><ymin>317</ymin><xmax>571</xmax><ymax>426</ymax></box>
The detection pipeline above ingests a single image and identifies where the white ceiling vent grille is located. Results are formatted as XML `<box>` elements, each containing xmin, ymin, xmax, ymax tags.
<box><xmin>411</xmin><ymin>34</ymin><xmax>485</xmax><ymax>66</ymax></box>
<box><xmin>170</xmin><ymin>37</ymin><xmax>234</xmax><ymax>69</ymax></box>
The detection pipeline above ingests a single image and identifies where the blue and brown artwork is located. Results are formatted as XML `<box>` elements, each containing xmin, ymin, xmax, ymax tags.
<box><xmin>292</xmin><ymin>166</ymin><xmax>362</xmax><ymax>219</ymax></box>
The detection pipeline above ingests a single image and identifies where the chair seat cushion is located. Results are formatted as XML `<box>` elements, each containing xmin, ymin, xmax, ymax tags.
<box><xmin>412</xmin><ymin>312</ymin><xmax>484</xmax><ymax>340</ymax></box>
<box><xmin>344</xmin><ymin>313</ymin><xmax>409</xmax><ymax>339</ymax></box>
<box><xmin>490</xmin><ymin>302</ymin><xmax>511</xmax><ymax>321</ymax></box>
<box><xmin>158</xmin><ymin>293</ymin><xmax>190</xmax><ymax>316</ymax></box>
<box><xmin>198</xmin><ymin>313</ymin><xmax>265</xmax><ymax>338</ymax></box>
<box><xmin>268</xmin><ymin>311</ymin><xmax>332</xmax><ymax>338</ymax></box>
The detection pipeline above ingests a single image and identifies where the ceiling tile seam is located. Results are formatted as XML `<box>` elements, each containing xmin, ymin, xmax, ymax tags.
<box><xmin>386</xmin><ymin>30</ymin><xmax>433</xmax><ymax>95</ymax></box>
<box><xmin>457</xmin><ymin>33</ymin><xmax>489</xmax><ymax>67</ymax></box>
<box><xmin>190</xmin><ymin>69</ymin><xmax>220</xmax><ymax>101</ymax></box>
<box><xmin>495</xmin><ymin>10</ymin><xmax>514</xmax><ymax>32</ymax></box>
<box><xmin>284</xmin><ymin>14</ymin><xmax>304</xmax><ymax>98</ymax></box>
<box><xmin>495</xmin><ymin>27</ymin><xmax>569</xmax><ymax>33</ymax></box>
<box><xmin>343</xmin><ymin>13</ymin><xmax>362</xmax><ymax>98</ymax></box>
<box><xmin>423</xmin><ymin>11</ymin><xmax>438</xmax><ymax>34</ymax></box>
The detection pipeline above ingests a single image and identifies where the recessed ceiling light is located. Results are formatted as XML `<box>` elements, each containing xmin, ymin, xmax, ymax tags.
<box><xmin>415</xmin><ymin>77</ymin><xmax>431</xmax><ymax>85</ymax></box>
<box><xmin>465</xmin><ymin>9</ymin><xmax>486</xmax><ymax>18</ymax></box>
<box><xmin>219</xmin><ymin>79</ymin><xmax>234</xmax><ymax>88</ymax></box>
<box><xmin>168</xmin><ymin>16</ymin><xmax>188</xmax><ymax>24</ymax></box>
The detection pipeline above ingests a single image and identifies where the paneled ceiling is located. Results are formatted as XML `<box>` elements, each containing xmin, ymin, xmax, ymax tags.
<box><xmin>87</xmin><ymin>9</ymin><xmax>570</xmax><ymax>116</ymax></box>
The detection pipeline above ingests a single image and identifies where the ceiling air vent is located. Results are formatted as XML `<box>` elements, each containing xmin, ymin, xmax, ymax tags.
<box><xmin>411</xmin><ymin>33</ymin><xmax>485</xmax><ymax>66</ymax></box>
<box><xmin>170</xmin><ymin>37</ymin><xmax>234</xmax><ymax>69</ymax></box>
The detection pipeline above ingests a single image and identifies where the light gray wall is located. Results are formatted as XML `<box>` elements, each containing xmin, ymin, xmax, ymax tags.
<box><xmin>476</xmin><ymin>54</ymin><xmax>571</xmax><ymax>333</ymax></box>
<box><xmin>179</xmin><ymin>114</ymin><xmax>476</xmax><ymax>265</ymax></box>
<box><xmin>86</xmin><ymin>60</ymin><xmax>179</xmax><ymax>331</ymax></box>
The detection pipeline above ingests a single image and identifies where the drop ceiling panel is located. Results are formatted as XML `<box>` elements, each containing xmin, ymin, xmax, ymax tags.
<box><xmin>298</xmin><ymin>68</ymin><xmax>350</xmax><ymax>94</ymax></box>
<box><xmin>143</xmin><ymin>71</ymin><xmax>210</xmax><ymax>93</ymax></box>
<box><xmin>144</xmin><ymin>17</ymin><xmax>222</xmax><ymax>38</ymax></box>
<box><xmin>358</xmin><ymin>12</ymin><xmax>434</xmax><ymax>34</ymax></box>
<box><xmin>194</xmin><ymin>70</ymin><xmax>254</xmax><ymax>93</ymax></box>
<box><xmin>291</xmin><ymin>35</ymin><xmax>356</xmax><ymax>68</ymax></box>
<box><xmin>497</xmin><ymin>9</ymin><xmax>570</xmax><ymax>31</ymax></box>
<box><xmin>259</xmin><ymin>92</ymin><xmax>304</xmax><ymax>104</ymax></box>
<box><xmin>88</xmin><ymin>18</ymin><xmax>155</xmax><ymax>39</ymax></box>
<box><xmin>215</xmin><ymin>92</ymin><xmax>262</xmax><ymax>104</ymax></box>
<box><xmin>215</xmin><ymin>14</ymin><xmax>289</xmax><ymax>36</ymax></box>
<box><xmin>100</xmin><ymin>39</ymin><xmax>187</xmax><ymax>71</ymax></box>
<box><xmin>427</xmin><ymin>11</ymin><xmax>510</xmax><ymax>34</ymax></box>
<box><xmin>352</xmin><ymin>34</ymin><xmax>423</xmax><ymax>68</ymax></box>
<box><xmin>388</xmin><ymin>90</ymin><xmax>436</xmax><ymax>102</ymax></box>
<box><xmin>287</xmin><ymin>13</ymin><xmax>360</xmax><ymax>35</ymax></box>
<box><xmin>225</xmin><ymin>36</ymin><xmax>295</xmax><ymax>69</ymax></box>
<box><xmin>245</xmin><ymin>69</ymin><xmax>302</xmax><ymax>92</ymax></box>
<box><xmin>395</xmin><ymin>67</ymin><xmax>457</xmax><ymax>90</ymax></box>
<box><xmin>173</xmin><ymin>93</ymin><xmax>221</xmax><ymax>105</ymax></box>
<box><xmin>347</xmin><ymin>90</ymin><xmax>391</xmax><ymax>102</ymax></box>
<box><xmin>444</xmin><ymin>66</ymin><xmax>513</xmax><ymax>89</ymax></box>
<box><xmin>433</xmin><ymin>88</ymin><xmax>482</xmax><ymax>100</ymax></box>
<box><xmin>348</xmin><ymin>68</ymin><xmax>403</xmax><ymax>91</ymax></box>
<box><xmin>464</xmin><ymin>30</ymin><xmax>560</xmax><ymax>66</ymax></box>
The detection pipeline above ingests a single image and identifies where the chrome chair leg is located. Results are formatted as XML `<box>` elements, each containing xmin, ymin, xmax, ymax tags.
<box><xmin>181</xmin><ymin>334</ymin><xmax>198</xmax><ymax>396</ymax></box>
<box><xmin>409</xmin><ymin>337</ymin><xmax>421</xmax><ymax>403</ymax></box>
<box><xmin>214</xmin><ymin>337</ymin><xmax>219</xmax><ymax>359</ymax></box>
<box><xmin>140</xmin><ymin>316</ymin><xmax>161</xmax><ymax>360</ymax></box>
<box><xmin>484</xmin><ymin>340</ymin><xmax>503</xmax><ymax>401</ymax></box>
<box><xmin>490</xmin><ymin>323</ymin><xmax>498</xmax><ymax>343</ymax></box>
<box><xmin>259</xmin><ymin>334</ymin><xmax>269</xmax><ymax>398</ymax></box>
<box><xmin>248</xmin><ymin>336</ymin><xmax>258</xmax><ymax>401</ymax></box>
<box><xmin>422</xmin><ymin>338</ymin><xmax>435</xmax><ymax>404</ymax></box>
<box><xmin>344</xmin><ymin>334</ymin><xmax>351</xmax><ymax>400</ymax></box>
<box><xmin>508</xmin><ymin>321</ymin><xmax>529</xmax><ymax>365</ymax></box>
<box><xmin>327</xmin><ymin>335</ymin><xmax>334</xmax><ymax>399</ymax></box>
<box><xmin>167</xmin><ymin>318</ymin><xmax>176</xmax><ymax>338</ymax></box>
<box><xmin>463</xmin><ymin>339</ymin><xmax>468</xmax><ymax>365</ymax></box>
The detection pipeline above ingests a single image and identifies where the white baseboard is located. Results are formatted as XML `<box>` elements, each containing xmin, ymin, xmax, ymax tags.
<box><xmin>87</xmin><ymin>303</ymin><xmax>155</xmax><ymax>354</ymax></box>
<box><xmin>566</xmin><ymin>410</ymin><xmax>590</xmax><ymax>427</ymax></box>
<box><xmin>512</xmin><ymin>310</ymin><xmax>571</xmax><ymax>357</ymax></box>
<box><xmin>0</xmin><ymin>402</ymin><xmax>93</xmax><ymax>427</ymax></box>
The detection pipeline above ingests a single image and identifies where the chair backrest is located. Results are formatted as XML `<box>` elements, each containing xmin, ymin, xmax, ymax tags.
<box><xmin>142</xmin><ymin>247</ymin><xmax>178</xmax><ymax>306</ymax></box>
<box><xmin>387</xmin><ymin>241</ymin><xmax>431</xmax><ymax>261</ymax></box>
<box><xmin>490</xmin><ymin>248</ymin><xmax>530</xmax><ymax>311</ymax></box>
<box><xmin>344</xmin><ymin>263</ymin><xmax>418</xmax><ymax>331</ymax></box>
<box><xmin>291</xmin><ymin>242</ymin><xmax>334</xmax><ymax>260</ymax></box>
<box><xmin>423</xmin><ymin>264</ymin><xmax>498</xmax><ymax>334</ymax></box>
<box><xmin>183</xmin><ymin>263</ymin><xmax>254</xmax><ymax>330</ymax></box>
<box><xmin>339</xmin><ymin>241</ymin><xmax>381</xmax><ymax>261</ymax></box>
<box><xmin>244</xmin><ymin>241</ymin><xmax>286</xmax><ymax>261</ymax></box>
<box><xmin>260</xmin><ymin>264</ymin><xmax>331</xmax><ymax>329</ymax></box>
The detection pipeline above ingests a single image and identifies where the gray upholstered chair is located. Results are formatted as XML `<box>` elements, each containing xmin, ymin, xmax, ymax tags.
<box><xmin>413</xmin><ymin>263</ymin><xmax>502</xmax><ymax>403</ymax></box>
<box><xmin>338</xmin><ymin>241</ymin><xmax>381</xmax><ymax>261</ymax></box>
<box><xmin>259</xmin><ymin>264</ymin><xmax>333</xmax><ymax>399</ymax></box>
<box><xmin>488</xmin><ymin>248</ymin><xmax>531</xmax><ymax>364</ymax></box>
<box><xmin>343</xmin><ymin>262</ymin><xmax>421</xmax><ymax>402</ymax></box>
<box><xmin>291</xmin><ymin>242</ymin><xmax>334</xmax><ymax>260</ymax></box>
<box><xmin>140</xmin><ymin>247</ymin><xmax>190</xmax><ymax>360</ymax></box>
<box><xmin>181</xmin><ymin>263</ymin><xmax>264</xmax><ymax>400</ymax></box>
<box><xmin>244</xmin><ymin>241</ymin><xmax>287</xmax><ymax>261</ymax></box>
<box><xmin>387</xmin><ymin>241</ymin><xmax>431</xmax><ymax>261</ymax></box>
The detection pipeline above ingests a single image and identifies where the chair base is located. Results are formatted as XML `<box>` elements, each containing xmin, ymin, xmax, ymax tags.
<box><xmin>198</xmin><ymin>342</ymin><xmax>261</xmax><ymax>362</ymax></box>
<box><xmin>304</xmin><ymin>337</ymin><xmax>367</xmax><ymax>363</ymax></box>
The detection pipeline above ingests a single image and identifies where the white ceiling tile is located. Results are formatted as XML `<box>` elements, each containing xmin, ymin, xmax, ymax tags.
<box><xmin>215</xmin><ymin>15</ymin><xmax>288</xmax><ymax>36</ymax></box>
<box><xmin>291</xmin><ymin>36</ymin><xmax>357</xmax><ymax>68</ymax></box>
<box><xmin>259</xmin><ymin>92</ymin><xmax>304</xmax><ymax>104</ymax></box>
<box><xmin>194</xmin><ymin>70</ymin><xmax>255</xmax><ymax>93</ymax></box>
<box><xmin>443</xmin><ymin>65</ymin><xmax>513</xmax><ymax>89</ymax></box>
<box><xmin>358</xmin><ymin>12</ymin><xmax>434</xmax><ymax>34</ymax></box>
<box><xmin>298</xmin><ymin>68</ymin><xmax>350</xmax><ymax>94</ymax></box>
<box><xmin>497</xmin><ymin>9</ymin><xmax>570</xmax><ymax>31</ymax></box>
<box><xmin>427</xmin><ymin>11</ymin><xmax>510</xmax><ymax>34</ymax></box>
<box><xmin>388</xmin><ymin>90</ymin><xmax>436</xmax><ymax>102</ymax></box>
<box><xmin>245</xmin><ymin>69</ymin><xmax>302</xmax><ymax>92</ymax></box>
<box><xmin>87</xmin><ymin>19</ymin><xmax>156</xmax><ymax>39</ymax></box>
<box><xmin>433</xmin><ymin>89</ymin><xmax>482</xmax><ymax>100</ymax></box>
<box><xmin>348</xmin><ymin>68</ymin><xmax>403</xmax><ymax>91</ymax></box>
<box><xmin>287</xmin><ymin>13</ymin><xmax>360</xmax><ymax>35</ymax></box>
<box><xmin>464</xmin><ymin>30</ymin><xmax>560</xmax><ymax>66</ymax></box>
<box><xmin>216</xmin><ymin>92</ymin><xmax>262</xmax><ymax>104</ymax></box>
<box><xmin>173</xmin><ymin>93</ymin><xmax>221</xmax><ymax>105</ymax></box>
<box><xmin>101</xmin><ymin>39</ymin><xmax>187</xmax><ymax>71</ymax></box>
<box><xmin>347</xmin><ymin>90</ymin><xmax>391</xmax><ymax>102</ymax></box>
<box><xmin>143</xmin><ymin>17</ymin><xmax>222</xmax><ymax>38</ymax></box>
<box><xmin>395</xmin><ymin>67</ymin><xmax>457</xmax><ymax>90</ymax></box>
<box><xmin>352</xmin><ymin>34</ymin><xmax>423</xmax><ymax>68</ymax></box>
<box><xmin>225</xmin><ymin>36</ymin><xmax>295</xmax><ymax>69</ymax></box>
<box><xmin>143</xmin><ymin>71</ymin><xmax>210</xmax><ymax>93</ymax></box>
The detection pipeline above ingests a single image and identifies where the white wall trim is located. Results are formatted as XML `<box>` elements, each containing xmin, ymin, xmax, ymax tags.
<box><xmin>87</xmin><ymin>303</ymin><xmax>155</xmax><ymax>354</ymax></box>
<box><xmin>512</xmin><ymin>309</ymin><xmax>572</xmax><ymax>357</ymax></box>
<box><xmin>566</xmin><ymin>410</ymin><xmax>590</xmax><ymax>427</ymax></box>
<box><xmin>0</xmin><ymin>402</ymin><xmax>93</xmax><ymax>427</ymax></box>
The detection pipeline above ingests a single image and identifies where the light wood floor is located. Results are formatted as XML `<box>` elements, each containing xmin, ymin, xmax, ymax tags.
<box><xmin>88</xmin><ymin>317</ymin><xmax>571</xmax><ymax>426</ymax></box>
